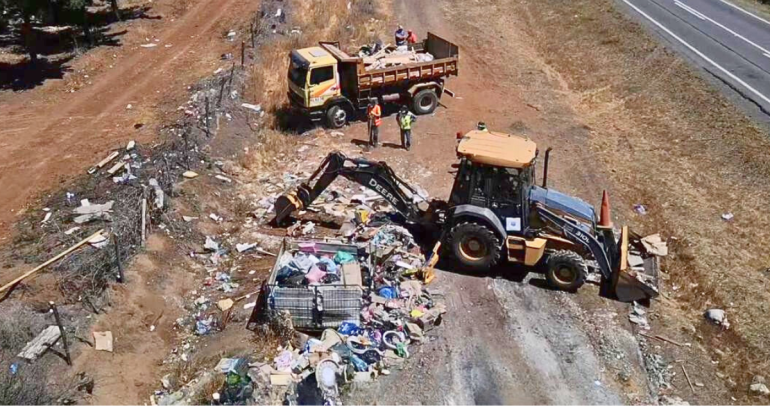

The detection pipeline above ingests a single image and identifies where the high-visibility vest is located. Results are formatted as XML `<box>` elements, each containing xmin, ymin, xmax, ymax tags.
<box><xmin>369</xmin><ymin>105</ymin><xmax>382</xmax><ymax>126</ymax></box>
<box><xmin>399</xmin><ymin>114</ymin><xmax>413</xmax><ymax>130</ymax></box>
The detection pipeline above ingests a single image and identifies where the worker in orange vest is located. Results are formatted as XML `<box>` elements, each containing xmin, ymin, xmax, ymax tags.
<box><xmin>367</xmin><ymin>98</ymin><xmax>382</xmax><ymax>147</ymax></box>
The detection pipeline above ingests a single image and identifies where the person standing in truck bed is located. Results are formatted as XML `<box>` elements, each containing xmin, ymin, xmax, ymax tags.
<box><xmin>395</xmin><ymin>25</ymin><xmax>408</xmax><ymax>46</ymax></box>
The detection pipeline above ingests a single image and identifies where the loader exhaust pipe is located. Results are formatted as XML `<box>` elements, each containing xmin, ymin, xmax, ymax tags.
<box><xmin>542</xmin><ymin>147</ymin><xmax>552</xmax><ymax>188</ymax></box>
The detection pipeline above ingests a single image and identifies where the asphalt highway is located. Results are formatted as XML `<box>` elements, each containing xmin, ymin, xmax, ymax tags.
<box><xmin>618</xmin><ymin>0</ymin><xmax>770</xmax><ymax>119</ymax></box>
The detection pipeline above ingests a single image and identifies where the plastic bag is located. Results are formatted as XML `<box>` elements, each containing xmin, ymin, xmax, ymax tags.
<box><xmin>338</xmin><ymin>321</ymin><xmax>362</xmax><ymax>336</ymax></box>
<box><xmin>333</xmin><ymin>251</ymin><xmax>356</xmax><ymax>265</ymax></box>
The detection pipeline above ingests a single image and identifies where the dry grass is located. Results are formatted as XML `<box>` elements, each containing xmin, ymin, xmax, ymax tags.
<box><xmin>513</xmin><ymin>0</ymin><xmax>770</xmax><ymax>398</ymax></box>
<box><xmin>244</xmin><ymin>0</ymin><xmax>385</xmax><ymax>120</ymax></box>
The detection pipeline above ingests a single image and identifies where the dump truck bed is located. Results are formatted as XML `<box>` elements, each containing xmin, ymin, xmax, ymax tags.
<box><xmin>321</xmin><ymin>32</ymin><xmax>459</xmax><ymax>91</ymax></box>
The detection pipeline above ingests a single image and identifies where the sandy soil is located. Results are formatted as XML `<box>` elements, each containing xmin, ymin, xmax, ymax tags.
<box><xmin>3</xmin><ymin>0</ymin><xmax>768</xmax><ymax>402</ymax></box>
<box><xmin>0</xmin><ymin>0</ymin><xmax>261</xmax><ymax>236</ymax></box>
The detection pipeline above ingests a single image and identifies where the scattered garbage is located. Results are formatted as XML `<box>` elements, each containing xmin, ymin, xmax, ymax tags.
<box><xmin>633</xmin><ymin>204</ymin><xmax>647</xmax><ymax>215</ymax></box>
<box><xmin>241</xmin><ymin>103</ymin><xmax>262</xmax><ymax>113</ymax></box>
<box><xmin>751</xmin><ymin>376</ymin><xmax>770</xmax><ymax>396</ymax></box>
<box><xmin>183</xmin><ymin>171</ymin><xmax>199</xmax><ymax>179</ymax></box>
<box><xmin>629</xmin><ymin>302</ymin><xmax>650</xmax><ymax>330</ymax></box>
<box><xmin>73</xmin><ymin>200</ymin><xmax>114</xmax><ymax>224</ymax></box>
<box><xmin>149</xmin><ymin>178</ymin><xmax>165</xmax><ymax>209</ymax></box>
<box><xmin>236</xmin><ymin>242</ymin><xmax>257</xmax><ymax>253</ymax></box>
<box><xmin>204</xmin><ymin>236</ymin><xmax>220</xmax><ymax>252</ymax></box>
<box><xmin>721</xmin><ymin>212</ymin><xmax>734</xmax><ymax>221</ymax></box>
<box><xmin>641</xmin><ymin>234</ymin><xmax>668</xmax><ymax>257</ymax></box>
<box><xmin>93</xmin><ymin>331</ymin><xmax>113</xmax><ymax>352</ymax></box>
<box><xmin>704</xmin><ymin>308</ymin><xmax>729</xmax><ymax>329</ymax></box>
<box><xmin>215</xmin><ymin>174</ymin><xmax>233</xmax><ymax>183</ymax></box>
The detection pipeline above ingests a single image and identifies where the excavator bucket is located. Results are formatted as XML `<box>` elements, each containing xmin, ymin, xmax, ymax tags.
<box><xmin>272</xmin><ymin>192</ymin><xmax>304</xmax><ymax>226</ymax></box>
<box><xmin>611</xmin><ymin>226</ymin><xmax>660</xmax><ymax>302</ymax></box>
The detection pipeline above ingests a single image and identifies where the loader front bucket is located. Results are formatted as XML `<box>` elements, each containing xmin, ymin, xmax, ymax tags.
<box><xmin>611</xmin><ymin>226</ymin><xmax>660</xmax><ymax>302</ymax></box>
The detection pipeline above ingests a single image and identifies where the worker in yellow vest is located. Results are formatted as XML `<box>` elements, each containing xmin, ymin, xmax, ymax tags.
<box><xmin>397</xmin><ymin>106</ymin><xmax>417</xmax><ymax>150</ymax></box>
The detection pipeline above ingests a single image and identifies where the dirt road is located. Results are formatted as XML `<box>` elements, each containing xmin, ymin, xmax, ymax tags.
<box><xmin>348</xmin><ymin>0</ymin><xmax>655</xmax><ymax>403</ymax></box>
<box><xmin>0</xmin><ymin>0</ymin><xmax>260</xmax><ymax>233</ymax></box>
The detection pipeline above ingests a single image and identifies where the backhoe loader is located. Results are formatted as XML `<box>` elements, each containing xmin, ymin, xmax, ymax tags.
<box><xmin>272</xmin><ymin>130</ymin><xmax>659</xmax><ymax>302</ymax></box>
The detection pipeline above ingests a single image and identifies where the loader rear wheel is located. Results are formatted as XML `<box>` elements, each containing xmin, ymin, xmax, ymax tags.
<box><xmin>412</xmin><ymin>89</ymin><xmax>438</xmax><ymax>115</ymax></box>
<box><xmin>545</xmin><ymin>250</ymin><xmax>587</xmax><ymax>292</ymax></box>
<box><xmin>449</xmin><ymin>222</ymin><xmax>501</xmax><ymax>271</ymax></box>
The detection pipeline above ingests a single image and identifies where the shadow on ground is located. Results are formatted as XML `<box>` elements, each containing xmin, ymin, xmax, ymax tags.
<box><xmin>0</xmin><ymin>5</ymin><xmax>160</xmax><ymax>91</ymax></box>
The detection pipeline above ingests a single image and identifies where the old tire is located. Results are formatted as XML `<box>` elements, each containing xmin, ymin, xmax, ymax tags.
<box><xmin>412</xmin><ymin>89</ymin><xmax>438</xmax><ymax>115</ymax></box>
<box><xmin>545</xmin><ymin>250</ymin><xmax>587</xmax><ymax>292</ymax></box>
<box><xmin>449</xmin><ymin>222</ymin><xmax>501</xmax><ymax>271</ymax></box>
<box><xmin>325</xmin><ymin>105</ymin><xmax>348</xmax><ymax>129</ymax></box>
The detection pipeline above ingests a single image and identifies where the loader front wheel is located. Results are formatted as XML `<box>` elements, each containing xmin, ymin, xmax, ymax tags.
<box><xmin>545</xmin><ymin>250</ymin><xmax>587</xmax><ymax>292</ymax></box>
<box><xmin>449</xmin><ymin>222</ymin><xmax>501</xmax><ymax>271</ymax></box>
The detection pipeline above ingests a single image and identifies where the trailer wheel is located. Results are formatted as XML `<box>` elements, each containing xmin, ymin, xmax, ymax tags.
<box><xmin>412</xmin><ymin>89</ymin><xmax>438</xmax><ymax>115</ymax></box>
<box><xmin>449</xmin><ymin>222</ymin><xmax>501</xmax><ymax>271</ymax></box>
<box><xmin>545</xmin><ymin>250</ymin><xmax>587</xmax><ymax>292</ymax></box>
<box><xmin>325</xmin><ymin>105</ymin><xmax>348</xmax><ymax>129</ymax></box>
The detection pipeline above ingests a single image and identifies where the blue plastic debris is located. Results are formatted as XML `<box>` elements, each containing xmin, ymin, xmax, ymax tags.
<box><xmin>378</xmin><ymin>286</ymin><xmax>397</xmax><ymax>299</ymax></box>
<box><xmin>350</xmin><ymin>354</ymin><xmax>368</xmax><ymax>372</ymax></box>
<box><xmin>338</xmin><ymin>321</ymin><xmax>362</xmax><ymax>336</ymax></box>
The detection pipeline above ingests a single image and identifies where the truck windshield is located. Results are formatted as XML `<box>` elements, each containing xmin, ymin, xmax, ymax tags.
<box><xmin>289</xmin><ymin>64</ymin><xmax>308</xmax><ymax>88</ymax></box>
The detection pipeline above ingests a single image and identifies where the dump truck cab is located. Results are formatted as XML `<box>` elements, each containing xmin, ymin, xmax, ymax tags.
<box><xmin>288</xmin><ymin>33</ymin><xmax>460</xmax><ymax>128</ymax></box>
<box><xmin>288</xmin><ymin>47</ymin><xmax>342</xmax><ymax>119</ymax></box>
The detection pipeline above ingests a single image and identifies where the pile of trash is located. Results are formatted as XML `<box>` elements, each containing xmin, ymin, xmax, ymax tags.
<box><xmin>254</xmin><ymin>179</ymin><xmax>444</xmax><ymax>402</ymax></box>
<box><xmin>359</xmin><ymin>43</ymin><xmax>434</xmax><ymax>71</ymax></box>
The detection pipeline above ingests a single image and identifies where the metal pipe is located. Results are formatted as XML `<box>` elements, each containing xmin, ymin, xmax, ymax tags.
<box><xmin>542</xmin><ymin>147</ymin><xmax>553</xmax><ymax>188</ymax></box>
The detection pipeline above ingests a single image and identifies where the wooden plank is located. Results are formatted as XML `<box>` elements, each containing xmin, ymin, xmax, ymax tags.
<box><xmin>107</xmin><ymin>161</ymin><xmax>127</xmax><ymax>175</ymax></box>
<box><xmin>96</xmin><ymin>151</ymin><xmax>119</xmax><ymax>168</ymax></box>
<box><xmin>620</xmin><ymin>226</ymin><xmax>629</xmax><ymax>271</ymax></box>
<box><xmin>0</xmin><ymin>229</ymin><xmax>104</xmax><ymax>293</ymax></box>
<box><xmin>17</xmin><ymin>325</ymin><xmax>61</xmax><ymax>360</ymax></box>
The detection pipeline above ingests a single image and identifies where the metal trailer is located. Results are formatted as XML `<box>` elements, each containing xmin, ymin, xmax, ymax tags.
<box><xmin>262</xmin><ymin>239</ymin><xmax>370</xmax><ymax>331</ymax></box>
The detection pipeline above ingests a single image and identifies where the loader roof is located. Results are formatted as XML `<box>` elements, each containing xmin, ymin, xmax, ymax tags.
<box><xmin>456</xmin><ymin>130</ymin><xmax>537</xmax><ymax>169</ymax></box>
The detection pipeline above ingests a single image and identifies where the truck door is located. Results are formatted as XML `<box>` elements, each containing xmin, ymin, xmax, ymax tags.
<box><xmin>490</xmin><ymin>167</ymin><xmax>524</xmax><ymax>235</ymax></box>
<box><xmin>307</xmin><ymin>65</ymin><xmax>339</xmax><ymax>108</ymax></box>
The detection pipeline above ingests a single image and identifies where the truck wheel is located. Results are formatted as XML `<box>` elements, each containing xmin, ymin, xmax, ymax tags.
<box><xmin>412</xmin><ymin>89</ymin><xmax>438</xmax><ymax>115</ymax></box>
<box><xmin>545</xmin><ymin>250</ymin><xmax>587</xmax><ymax>292</ymax></box>
<box><xmin>325</xmin><ymin>105</ymin><xmax>348</xmax><ymax>129</ymax></box>
<box><xmin>449</xmin><ymin>222</ymin><xmax>501</xmax><ymax>271</ymax></box>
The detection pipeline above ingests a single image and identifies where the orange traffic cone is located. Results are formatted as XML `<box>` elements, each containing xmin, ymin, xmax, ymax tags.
<box><xmin>599</xmin><ymin>190</ymin><xmax>612</xmax><ymax>228</ymax></box>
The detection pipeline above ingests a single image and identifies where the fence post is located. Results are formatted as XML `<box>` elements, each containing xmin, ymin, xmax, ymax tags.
<box><xmin>205</xmin><ymin>96</ymin><xmax>211</xmax><ymax>137</ymax></box>
<box><xmin>113</xmin><ymin>234</ymin><xmax>124</xmax><ymax>283</ymax></box>
<box><xmin>241</xmin><ymin>41</ymin><xmax>245</xmax><ymax>67</ymax></box>
<box><xmin>49</xmin><ymin>302</ymin><xmax>72</xmax><ymax>366</ymax></box>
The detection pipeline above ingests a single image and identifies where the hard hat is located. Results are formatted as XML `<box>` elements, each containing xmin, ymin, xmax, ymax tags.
<box><xmin>477</xmin><ymin>121</ymin><xmax>487</xmax><ymax>130</ymax></box>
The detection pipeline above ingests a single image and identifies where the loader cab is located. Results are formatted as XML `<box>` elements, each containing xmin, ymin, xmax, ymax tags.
<box><xmin>451</xmin><ymin>130</ymin><xmax>538</xmax><ymax>236</ymax></box>
<box><xmin>288</xmin><ymin>47</ymin><xmax>341</xmax><ymax>110</ymax></box>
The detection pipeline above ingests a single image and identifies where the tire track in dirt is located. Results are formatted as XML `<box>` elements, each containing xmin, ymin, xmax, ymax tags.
<box><xmin>0</xmin><ymin>0</ymin><xmax>258</xmax><ymax>233</ymax></box>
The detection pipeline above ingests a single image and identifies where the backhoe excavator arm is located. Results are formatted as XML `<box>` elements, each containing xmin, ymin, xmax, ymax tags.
<box><xmin>272</xmin><ymin>151</ymin><xmax>425</xmax><ymax>225</ymax></box>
